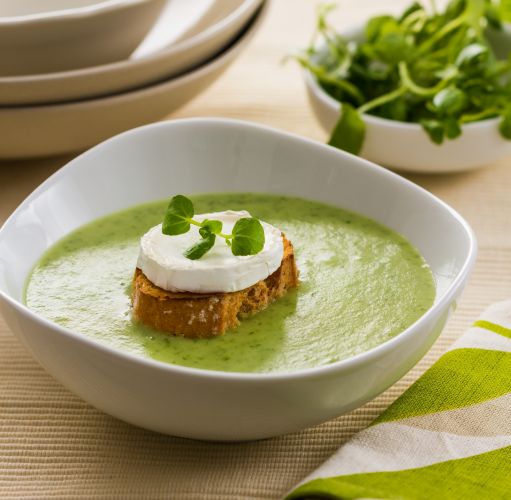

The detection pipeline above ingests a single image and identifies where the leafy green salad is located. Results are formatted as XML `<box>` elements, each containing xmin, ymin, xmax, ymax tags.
<box><xmin>296</xmin><ymin>0</ymin><xmax>511</xmax><ymax>154</ymax></box>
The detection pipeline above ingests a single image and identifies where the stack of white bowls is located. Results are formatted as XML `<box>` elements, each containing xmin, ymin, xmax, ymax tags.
<box><xmin>0</xmin><ymin>0</ymin><xmax>268</xmax><ymax>159</ymax></box>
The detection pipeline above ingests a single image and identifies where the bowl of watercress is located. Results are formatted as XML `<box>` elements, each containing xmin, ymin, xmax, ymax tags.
<box><xmin>297</xmin><ymin>0</ymin><xmax>511</xmax><ymax>173</ymax></box>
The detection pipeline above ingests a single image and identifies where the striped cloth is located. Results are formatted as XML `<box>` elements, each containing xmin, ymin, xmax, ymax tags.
<box><xmin>288</xmin><ymin>301</ymin><xmax>511</xmax><ymax>499</ymax></box>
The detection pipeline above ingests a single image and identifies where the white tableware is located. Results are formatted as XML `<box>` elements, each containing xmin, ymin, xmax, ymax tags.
<box><xmin>131</xmin><ymin>0</ymin><xmax>215</xmax><ymax>57</ymax></box>
<box><xmin>0</xmin><ymin>0</ymin><xmax>166</xmax><ymax>76</ymax></box>
<box><xmin>0</xmin><ymin>0</ymin><xmax>262</xmax><ymax>105</ymax></box>
<box><xmin>0</xmin><ymin>1</ymin><xmax>267</xmax><ymax>159</ymax></box>
<box><xmin>0</xmin><ymin>118</ymin><xmax>476</xmax><ymax>441</ymax></box>
<box><xmin>172</xmin><ymin>0</ymin><xmax>249</xmax><ymax>42</ymax></box>
<box><xmin>303</xmin><ymin>25</ymin><xmax>511</xmax><ymax>173</ymax></box>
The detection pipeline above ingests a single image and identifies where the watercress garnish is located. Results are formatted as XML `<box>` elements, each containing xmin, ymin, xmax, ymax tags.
<box><xmin>162</xmin><ymin>195</ymin><xmax>265</xmax><ymax>260</ymax></box>
<box><xmin>230</xmin><ymin>217</ymin><xmax>266</xmax><ymax>256</ymax></box>
<box><xmin>295</xmin><ymin>0</ymin><xmax>511</xmax><ymax>153</ymax></box>
<box><xmin>183</xmin><ymin>231</ymin><xmax>216</xmax><ymax>260</ymax></box>
<box><xmin>162</xmin><ymin>195</ymin><xmax>194</xmax><ymax>235</ymax></box>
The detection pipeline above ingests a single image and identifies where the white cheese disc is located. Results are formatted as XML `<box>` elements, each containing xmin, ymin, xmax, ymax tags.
<box><xmin>137</xmin><ymin>210</ymin><xmax>284</xmax><ymax>293</ymax></box>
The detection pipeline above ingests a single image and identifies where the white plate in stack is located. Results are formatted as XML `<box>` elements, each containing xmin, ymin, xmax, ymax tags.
<box><xmin>0</xmin><ymin>0</ymin><xmax>267</xmax><ymax>158</ymax></box>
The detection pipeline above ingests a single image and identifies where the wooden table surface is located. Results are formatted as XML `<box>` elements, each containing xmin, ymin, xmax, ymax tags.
<box><xmin>1</xmin><ymin>1</ymin><xmax>511</xmax><ymax>498</ymax></box>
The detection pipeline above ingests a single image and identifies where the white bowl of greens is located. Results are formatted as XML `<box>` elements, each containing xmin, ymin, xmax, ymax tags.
<box><xmin>300</xmin><ymin>1</ymin><xmax>511</xmax><ymax>173</ymax></box>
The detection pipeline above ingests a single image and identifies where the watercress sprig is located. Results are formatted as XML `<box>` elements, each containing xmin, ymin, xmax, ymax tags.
<box><xmin>295</xmin><ymin>0</ymin><xmax>511</xmax><ymax>153</ymax></box>
<box><xmin>162</xmin><ymin>195</ymin><xmax>265</xmax><ymax>260</ymax></box>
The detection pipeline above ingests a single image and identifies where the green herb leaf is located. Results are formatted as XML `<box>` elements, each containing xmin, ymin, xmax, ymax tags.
<box><xmin>444</xmin><ymin>117</ymin><xmax>462</xmax><ymax>139</ymax></box>
<box><xmin>365</xmin><ymin>15</ymin><xmax>396</xmax><ymax>43</ymax></box>
<box><xmin>499</xmin><ymin>109</ymin><xmax>511</xmax><ymax>139</ymax></box>
<box><xmin>456</xmin><ymin>43</ymin><xmax>489</xmax><ymax>71</ymax></box>
<box><xmin>374</xmin><ymin>31</ymin><xmax>413</xmax><ymax>65</ymax></box>
<box><xmin>499</xmin><ymin>0</ymin><xmax>511</xmax><ymax>22</ymax></box>
<box><xmin>398</xmin><ymin>2</ymin><xmax>423</xmax><ymax>23</ymax></box>
<box><xmin>328</xmin><ymin>103</ymin><xmax>366</xmax><ymax>155</ymax></box>
<box><xmin>421</xmin><ymin>119</ymin><xmax>445</xmax><ymax>144</ymax></box>
<box><xmin>199</xmin><ymin>219</ymin><xmax>223</xmax><ymax>237</ymax></box>
<box><xmin>162</xmin><ymin>195</ymin><xmax>194</xmax><ymax>236</ymax></box>
<box><xmin>432</xmin><ymin>86</ymin><xmax>467</xmax><ymax>115</ymax></box>
<box><xmin>184</xmin><ymin>232</ymin><xmax>216</xmax><ymax>260</ymax></box>
<box><xmin>485</xmin><ymin>3</ymin><xmax>503</xmax><ymax>30</ymax></box>
<box><xmin>231</xmin><ymin>218</ymin><xmax>265</xmax><ymax>256</ymax></box>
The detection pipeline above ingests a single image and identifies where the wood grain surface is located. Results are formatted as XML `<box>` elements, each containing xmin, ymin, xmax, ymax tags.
<box><xmin>1</xmin><ymin>1</ymin><xmax>510</xmax><ymax>498</ymax></box>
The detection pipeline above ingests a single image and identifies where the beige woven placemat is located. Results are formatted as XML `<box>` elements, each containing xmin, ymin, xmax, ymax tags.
<box><xmin>2</xmin><ymin>1</ymin><xmax>511</xmax><ymax>498</ymax></box>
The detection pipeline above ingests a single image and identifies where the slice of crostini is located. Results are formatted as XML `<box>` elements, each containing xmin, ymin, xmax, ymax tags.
<box><xmin>132</xmin><ymin>236</ymin><xmax>299</xmax><ymax>338</ymax></box>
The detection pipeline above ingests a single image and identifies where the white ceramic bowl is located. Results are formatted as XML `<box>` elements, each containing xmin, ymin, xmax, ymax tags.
<box><xmin>304</xmin><ymin>26</ymin><xmax>511</xmax><ymax>173</ymax></box>
<box><xmin>0</xmin><ymin>0</ymin><xmax>263</xmax><ymax>105</ymax></box>
<box><xmin>0</xmin><ymin>1</ymin><xmax>267</xmax><ymax>159</ymax></box>
<box><xmin>0</xmin><ymin>119</ymin><xmax>476</xmax><ymax>441</ymax></box>
<box><xmin>0</xmin><ymin>0</ymin><xmax>166</xmax><ymax>76</ymax></box>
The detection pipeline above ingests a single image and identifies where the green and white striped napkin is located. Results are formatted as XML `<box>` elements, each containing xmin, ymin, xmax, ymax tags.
<box><xmin>288</xmin><ymin>301</ymin><xmax>511</xmax><ymax>499</ymax></box>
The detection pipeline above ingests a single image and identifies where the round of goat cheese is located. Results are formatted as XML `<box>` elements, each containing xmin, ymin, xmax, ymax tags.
<box><xmin>137</xmin><ymin>210</ymin><xmax>284</xmax><ymax>293</ymax></box>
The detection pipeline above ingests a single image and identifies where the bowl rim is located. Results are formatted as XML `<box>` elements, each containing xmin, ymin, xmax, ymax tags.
<box><xmin>0</xmin><ymin>0</ymin><xmax>265</xmax><ymax>113</ymax></box>
<box><xmin>302</xmin><ymin>20</ymin><xmax>503</xmax><ymax>132</ymax></box>
<box><xmin>0</xmin><ymin>0</ymin><xmax>157</xmax><ymax>25</ymax></box>
<box><xmin>0</xmin><ymin>118</ymin><xmax>478</xmax><ymax>382</ymax></box>
<box><xmin>0</xmin><ymin>0</ymin><xmax>261</xmax><ymax>81</ymax></box>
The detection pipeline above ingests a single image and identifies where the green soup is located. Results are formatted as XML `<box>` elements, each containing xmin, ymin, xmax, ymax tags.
<box><xmin>25</xmin><ymin>193</ymin><xmax>435</xmax><ymax>373</ymax></box>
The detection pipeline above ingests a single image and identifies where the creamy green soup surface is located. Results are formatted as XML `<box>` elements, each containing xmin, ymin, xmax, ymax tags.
<box><xmin>25</xmin><ymin>193</ymin><xmax>435</xmax><ymax>373</ymax></box>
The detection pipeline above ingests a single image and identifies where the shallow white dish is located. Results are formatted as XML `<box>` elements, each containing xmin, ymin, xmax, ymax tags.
<box><xmin>0</xmin><ymin>1</ymin><xmax>267</xmax><ymax>159</ymax></box>
<box><xmin>304</xmin><ymin>25</ymin><xmax>511</xmax><ymax>173</ymax></box>
<box><xmin>170</xmin><ymin>0</ymin><xmax>248</xmax><ymax>43</ymax></box>
<box><xmin>0</xmin><ymin>0</ymin><xmax>166</xmax><ymax>76</ymax></box>
<box><xmin>0</xmin><ymin>118</ymin><xmax>476</xmax><ymax>441</ymax></box>
<box><xmin>133</xmin><ymin>0</ymin><xmax>239</xmax><ymax>57</ymax></box>
<box><xmin>0</xmin><ymin>0</ymin><xmax>262</xmax><ymax>105</ymax></box>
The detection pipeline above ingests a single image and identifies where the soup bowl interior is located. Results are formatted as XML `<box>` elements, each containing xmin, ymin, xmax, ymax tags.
<box><xmin>0</xmin><ymin>118</ymin><xmax>476</xmax><ymax>440</ymax></box>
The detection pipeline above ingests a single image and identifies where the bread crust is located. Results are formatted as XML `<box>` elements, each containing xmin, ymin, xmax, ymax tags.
<box><xmin>132</xmin><ymin>237</ymin><xmax>299</xmax><ymax>338</ymax></box>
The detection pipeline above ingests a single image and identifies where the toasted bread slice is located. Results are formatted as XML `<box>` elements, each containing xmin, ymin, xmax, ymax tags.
<box><xmin>132</xmin><ymin>237</ymin><xmax>299</xmax><ymax>338</ymax></box>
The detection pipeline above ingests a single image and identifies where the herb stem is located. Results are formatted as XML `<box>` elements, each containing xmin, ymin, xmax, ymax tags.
<box><xmin>299</xmin><ymin>57</ymin><xmax>365</xmax><ymax>104</ymax></box>
<box><xmin>189</xmin><ymin>218</ymin><xmax>231</xmax><ymax>240</ymax></box>
<box><xmin>417</xmin><ymin>12</ymin><xmax>467</xmax><ymax>55</ymax></box>
<box><xmin>398</xmin><ymin>61</ymin><xmax>449</xmax><ymax>96</ymax></box>
<box><xmin>401</xmin><ymin>9</ymin><xmax>427</xmax><ymax>31</ymax></box>
<box><xmin>357</xmin><ymin>86</ymin><xmax>407</xmax><ymax>114</ymax></box>
<box><xmin>189</xmin><ymin>217</ymin><xmax>233</xmax><ymax>240</ymax></box>
<box><xmin>460</xmin><ymin>108</ymin><xmax>500</xmax><ymax>123</ymax></box>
